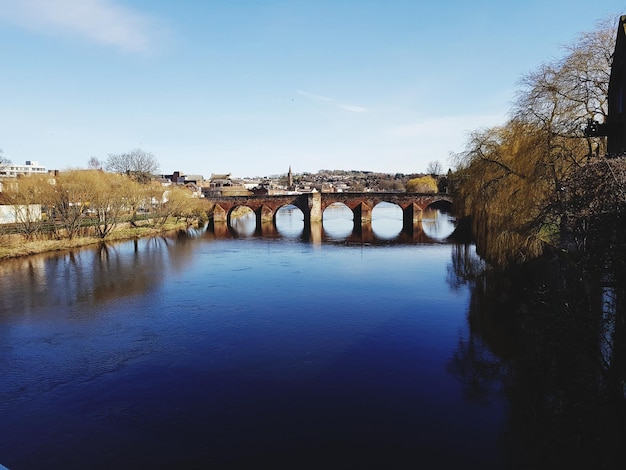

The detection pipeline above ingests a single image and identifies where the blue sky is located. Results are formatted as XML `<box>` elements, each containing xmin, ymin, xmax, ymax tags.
<box><xmin>1</xmin><ymin>1</ymin><xmax>625</xmax><ymax>178</ymax></box>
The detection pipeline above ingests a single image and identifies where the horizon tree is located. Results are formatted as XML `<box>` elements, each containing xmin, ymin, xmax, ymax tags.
<box><xmin>427</xmin><ymin>160</ymin><xmax>443</xmax><ymax>176</ymax></box>
<box><xmin>87</xmin><ymin>156</ymin><xmax>102</xmax><ymax>170</ymax></box>
<box><xmin>406</xmin><ymin>175</ymin><xmax>438</xmax><ymax>193</ymax></box>
<box><xmin>105</xmin><ymin>148</ymin><xmax>159</xmax><ymax>184</ymax></box>
<box><xmin>0</xmin><ymin>149</ymin><xmax>10</xmax><ymax>171</ymax></box>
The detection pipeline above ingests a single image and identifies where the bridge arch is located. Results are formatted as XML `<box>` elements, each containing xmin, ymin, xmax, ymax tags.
<box><xmin>425</xmin><ymin>199</ymin><xmax>453</xmax><ymax>212</ymax></box>
<box><xmin>226</xmin><ymin>204</ymin><xmax>254</xmax><ymax>226</ymax></box>
<box><xmin>322</xmin><ymin>202</ymin><xmax>354</xmax><ymax>218</ymax></box>
<box><xmin>227</xmin><ymin>206</ymin><xmax>255</xmax><ymax>236</ymax></box>
<box><xmin>274</xmin><ymin>204</ymin><xmax>305</xmax><ymax>238</ymax></box>
<box><xmin>321</xmin><ymin>203</ymin><xmax>355</xmax><ymax>239</ymax></box>
<box><xmin>273</xmin><ymin>203</ymin><xmax>304</xmax><ymax>224</ymax></box>
<box><xmin>372</xmin><ymin>202</ymin><xmax>403</xmax><ymax>239</ymax></box>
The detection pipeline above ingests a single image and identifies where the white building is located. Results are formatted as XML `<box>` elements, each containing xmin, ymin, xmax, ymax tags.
<box><xmin>0</xmin><ymin>204</ymin><xmax>42</xmax><ymax>224</ymax></box>
<box><xmin>0</xmin><ymin>160</ymin><xmax>47</xmax><ymax>178</ymax></box>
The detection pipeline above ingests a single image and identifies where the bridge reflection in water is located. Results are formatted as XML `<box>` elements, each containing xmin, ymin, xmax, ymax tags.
<box><xmin>205</xmin><ymin>192</ymin><xmax>455</xmax><ymax>245</ymax></box>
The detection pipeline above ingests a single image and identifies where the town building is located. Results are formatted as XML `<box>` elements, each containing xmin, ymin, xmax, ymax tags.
<box><xmin>161</xmin><ymin>171</ymin><xmax>206</xmax><ymax>186</ymax></box>
<box><xmin>202</xmin><ymin>173</ymin><xmax>251</xmax><ymax>197</ymax></box>
<box><xmin>0</xmin><ymin>160</ymin><xmax>47</xmax><ymax>178</ymax></box>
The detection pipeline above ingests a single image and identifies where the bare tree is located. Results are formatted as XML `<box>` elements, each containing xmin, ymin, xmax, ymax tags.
<box><xmin>152</xmin><ymin>186</ymin><xmax>197</xmax><ymax>227</ymax></box>
<box><xmin>88</xmin><ymin>172</ymin><xmax>130</xmax><ymax>238</ymax></box>
<box><xmin>452</xmin><ymin>17</ymin><xmax>617</xmax><ymax>267</ymax></box>
<box><xmin>87</xmin><ymin>156</ymin><xmax>102</xmax><ymax>170</ymax></box>
<box><xmin>426</xmin><ymin>160</ymin><xmax>443</xmax><ymax>176</ymax></box>
<box><xmin>105</xmin><ymin>148</ymin><xmax>159</xmax><ymax>183</ymax></box>
<box><xmin>43</xmin><ymin>170</ymin><xmax>100</xmax><ymax>239</ymax></box>
<box><xmin>515</xmin><ymin>17</ymin><xmax>616</xmax><ymax>157</ymax></box>
<box><xmin>0</xmin><ymin>149</ymin><xmax>11</xmax><ymax>171</ymax></box>
<box><xmin>1</xmin><ymin>175</ymin><xmax>46</xmax><ymax>240</ymax></box>
<box><xmin>120</xmin><ymin>179</ymin><xmax>153</xmax><ymax>226</ymax></box>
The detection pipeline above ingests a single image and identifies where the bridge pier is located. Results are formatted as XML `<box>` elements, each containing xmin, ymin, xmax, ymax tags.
<box><xmin>351</xmin><ymin>202</ymin><xmax>372</xmax><ymax>233</ymax></box>
<box><xmin>211</xmin><ymin>204</ymin><xmax>227</xmax><ymax>223</ymax></box>
<box><xmin>302</xmin><ymin>191</ymin><xmax>322</xmax><ymax>231</ymax></box>
<box><xmin>402</xmin><ymin>203</ymin><xmax>423</xmax><ymax>232</ymax></box>
<box><xmin>255</xmin><ymin>221</ymin><xmax>279</xmax><ymax>237</ymax></box>
<box><xmin>254</xmin><ymin>205</ymin><xmax>274</xmax><ymax>231</ymax></box>
<box><xmin>350</xmin><ymin>221</ymin><xmax>374</xmax><ymax>243</ymax></box>
<box><xmin>401</xmin><ymin>221</ymin><xmax>426</xmax><ymax>241</ymax></box>
<box><xmin>207</xmin><ymin>219</ymin><xmax>232</xmax><ymax>238</ymax></box>
<box><xmin>309</xmin><ymin>220</ymin><xmax>323</xmax><ymax>244</ymax></box>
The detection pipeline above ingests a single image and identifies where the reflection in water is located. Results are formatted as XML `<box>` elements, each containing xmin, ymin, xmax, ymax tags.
<box><xmin>322</xmin><ymin>203</ymin><xmax>354</xmax><ymax>240</ymax></box>
<box><xmin>372</xmin><ymin>202</ymin><xmax>402</xmax><ymax>239</ymax></box>
<box><xmin>3</xmin><ymin>219</ymin><xmax>623</xmax><ymax>467</ymax></box>
<box><xmin>229</xmin><ymin>208</ymin><xmax>256</xmax><ymax>236</ymax></box>
<box><xmin>422</xmin><ymin>207</ymin><xmax>456</xmax><ymax>240</ymax></box>
<box><xmin>448</xmin><ymin>245</ymin><xmax>626</xmax><ymax>469</ymax></box>
<box><xmin>0</xmin><ymin>231</ymin><xmax>200</xmax><ymax>317</ymax></box>
<box><xmin>275</xmin><ymin>205</ymin><xmax>304</xmax><ymax>238</ymax></box>
<box><xmin>2</xmin><ymin>233</ymin><xmax>492</xmax><ymax>468</ymax></box>
<box><xmin>601</xmin><ymin>285</ymin><xmax>617</xmax><ymax>370</ymax></box>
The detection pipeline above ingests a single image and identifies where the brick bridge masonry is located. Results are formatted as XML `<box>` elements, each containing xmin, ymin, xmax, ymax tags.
<box><xmin>204</xmin><ymin>192</ymin><xmax>453</xmax><ymax>235</ymax></box>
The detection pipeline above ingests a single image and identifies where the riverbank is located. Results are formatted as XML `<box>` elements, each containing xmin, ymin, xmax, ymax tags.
<box><xmin>0</xmin><ymin>220</ymin><xmax>194</xmax><ymax>260</ymax></box>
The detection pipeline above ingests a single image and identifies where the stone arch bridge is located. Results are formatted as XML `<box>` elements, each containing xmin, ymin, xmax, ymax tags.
<box><xmin>204</xmin><ymin>192</ymin><xmax>453</xmax><ymax>233</ymax></box>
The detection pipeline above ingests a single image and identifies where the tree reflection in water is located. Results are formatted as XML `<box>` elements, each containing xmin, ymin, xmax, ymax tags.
<box><xmin>448</xmin><ymin>244</ymin><xmax>626</xmax><ymax>469</ymax></box>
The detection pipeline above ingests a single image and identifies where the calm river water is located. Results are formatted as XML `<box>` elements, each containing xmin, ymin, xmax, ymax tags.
<box><xmin>0</xmin><ymin>204</ymin><xmax>624</xmax><ymax>469</ymax></box>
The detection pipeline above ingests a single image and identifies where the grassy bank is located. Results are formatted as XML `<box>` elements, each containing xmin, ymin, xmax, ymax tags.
<box><xmin>0</xmin><ymin>220</ymin><xmax>192</xmax><ymax>260</ymax></box>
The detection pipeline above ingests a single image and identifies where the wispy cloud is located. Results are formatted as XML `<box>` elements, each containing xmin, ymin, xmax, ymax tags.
<box><xmin>297</xmin><ymin>90</ymin><xmax>368</xmax><ymax>113</ymax></box>
<box><xmin>297</xmin><ymin>90</ymin><xmax>333</xmax><ymax>102</ymax></box>
<box><xmin>0</xmin><ymin>0</ymin><xmax>161</xmax><ymax>53</ymax></box>
<box><xmin>385</xmin><ymin>113</ymin><xmax>506</xmax><ymax>139</ymax></box>
<box><xmin>383</xmin><ymin>112</ymin><xmax>508</xmax><ymax>163</ymax></box>
<box><xmin>338</xmin><ymin>103</ymin><xmax>368</xmax><ymax>113</ymax></box>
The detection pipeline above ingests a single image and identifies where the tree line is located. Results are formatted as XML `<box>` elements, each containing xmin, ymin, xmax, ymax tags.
<box><xmin>0</xmin><ymin>167</ymin><xmax>209</xmax><ymax>242</ymax></box>
<box><xmin>452</xmin><ymin>16</ymin><xmax>618</xmax><ymax>267</ymax></box>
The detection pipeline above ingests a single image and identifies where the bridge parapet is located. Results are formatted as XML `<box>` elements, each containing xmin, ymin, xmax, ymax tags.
<box><xmin>319</xmin><ymin>192</ymin><xmax>451</xmax><ymax>212</ymax></box>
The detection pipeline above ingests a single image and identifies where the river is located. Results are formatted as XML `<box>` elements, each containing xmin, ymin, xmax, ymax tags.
<box><xmin>0</xmin><ymin>204</ymin><xmax>624</xmax><ymax>469</ymax></box>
